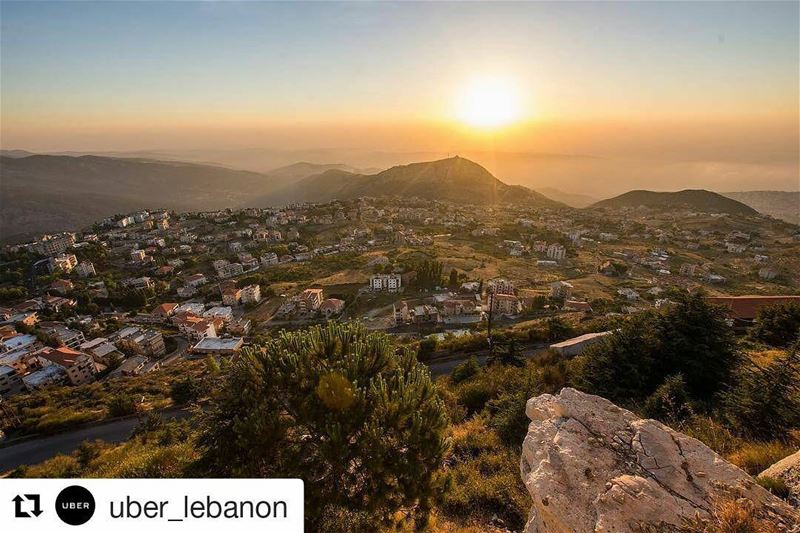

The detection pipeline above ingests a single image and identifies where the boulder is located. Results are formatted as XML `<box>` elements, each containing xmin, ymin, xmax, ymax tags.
<box><xmin>520</xmin><ymin>388</ymin><xmax>799</xmax><ymax>532</ymax></box>
<box><xmin>761</xmin><ymin>450</ymin><xmax>800</xmax><ymax>507</ymax></box>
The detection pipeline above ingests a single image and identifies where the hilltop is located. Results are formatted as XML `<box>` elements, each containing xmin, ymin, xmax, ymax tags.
<box><xmin>591</xmin><ymin>189</ymin><xmax>758</xmax><ymax>215</ymax></box>
<box><xmin>263</xmin><ymin>156</ymin><xmax>563</xmax><ymax>208</ymax></box>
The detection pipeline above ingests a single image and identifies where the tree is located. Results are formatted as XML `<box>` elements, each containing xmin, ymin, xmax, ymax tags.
<box><xmin>724</xmin><ymin>340</ymin><xmax>800</xmax><ymax>440</ymax></box>
<box><xmin>197</xmin><ymin>322</ymin><xmax>449</xmax><ymax>530</ymax></box>
<box><xmin>750</xmin><ymin>301</ymin><xmax>800</xmax><ymax>347</ymax></box>
<box><xmin>578</xmin><ymin>292</ymin><xmax>738</xmax><ymax>404</ymax></box>
<box><xmin>415</xmin><ymin>259</ymin><xmax>443</xmax><ymax>290</ymax></box>
<box><xmin>448</xmin><ymin>269</ymin><xmax>458</xmax><ymax>289</ymax></box>
<box><xmin>546</xmin><ymin>316</ymin><xmax>573</xmax><ymax>342</ymax></box>
<box><xmin>488</xmin><ymin>339</ymin><xmax>524</xmax><ymax>367</ymax></box>
<box><xmin>451</xmin><ymin>356</ymin><xmax>481</xmax><ymax>384</ymax></box>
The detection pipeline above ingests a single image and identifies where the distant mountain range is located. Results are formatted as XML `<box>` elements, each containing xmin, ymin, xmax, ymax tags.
<box><xmin>721</xmin><ymin>191</ymin><xmax>799</xmax><ymax>225</ymax></box>
<box><xmin>591</xmin><ymin>189</ymin><xmax>758</xmax><ymax>216</ymax></box>
<box><xmin>0</xmin><ymin>154</ymin><xmax>560</xmax><ymax>242</ymax></box>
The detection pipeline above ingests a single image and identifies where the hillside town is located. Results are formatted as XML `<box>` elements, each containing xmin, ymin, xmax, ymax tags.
<box><xmin>1</xmin><ymin>196</ymin><xmax>798</xmax><ymax>401</ymax></box>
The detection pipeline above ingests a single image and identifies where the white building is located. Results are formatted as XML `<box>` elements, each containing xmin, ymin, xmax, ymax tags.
<box><xmin>546</xmin><ymin>244</ymin><xmax>567</xmax><ymax>261</ymax></box>
<box><xmin>75</xmin><ymin>261</ymin><xmax>96</xmax><ymax>278</ymax></box>
<box><xmin>370</xmin><ymin>274</ymin><xmax>402</xmax><ymax>292</ymax></box>
<box><xmin>240</xmin><ymin>284</ymin><xmax>262</xmax><ymax>304</ymax></box>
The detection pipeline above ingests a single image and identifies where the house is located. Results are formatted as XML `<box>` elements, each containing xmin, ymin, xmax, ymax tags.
<box><xmin>110</xmin><ymin>327</ymin><xmax>166</xmax><ymax>357</ymax></box>
<box><xmin>298</xmin><ymin>289</ymin><xmax>324</xmax><ymax>313</ymax></box>
<box><xmin>550</xmin><ymin>331</ymin><xmax>614</xmax><ymax>357</ymax></box>
<box><xmin>174</xmin><ymin>302</ymin><xmax>205</xmax><ymax>316</ymax></box>
<box><xmin>680</xmin><ymin>264</ymin><xmax>697</xmax><ymax>277</ymax></box>
<box><xmin>617</xmin><ymin>288</ymin><xmax>639</xmax><ymax>301</ymax></box>
<box><xmin>411</xmin><ymin>305</ymin><xmax>440</xmax><ymax>324</ymax></box>
<box><xmin>319</xmin><ymin>298</ymin><xmax>345</xmax><ymax>318</ymax></box>
<box><xmin>227</xmin><ymin>317</ymin><xmax>252</xmax><ymax>336</ymax></box>
<box><xmin>152</xmin><ymin>302</ymin><xmax>179</xmax><ymax>319</ymax></box>
<box><xmin>549</xmin><ymin>281</ymin><xmax>574</xmax><ymax>299</ymax></box>
<box><xmin>42</xmin><ymin>325</ymin><xmax>85</xmax><ymax>349</ymax></box>
<box><xmin>221</xmin><ymin>287</ymin><xmax>242</xmax><ymax>306</ymax></box>
<box><xmin>79</xmin><ymin>337</ymin><xmax>123</xmax><ymax>364</ymax></box>
<box><xmin>174</xmin><ymin>315</ymin><xmax>217</xmax><ymax>341</ymax></box>
<box><xmin>370</xmin><ymin>274</ymin><xmax>402</xmax><ymax>292</ymax></box>
<box><xmin>240</xmin><ymin>284</ymin><xmax>261</xmax><ymax>304</ymax></box>
<box><xmin>37</xmin><ymin>346</ymin><xmax>96</xmax><ymax>386</ymax></box>
<box><xmin>50</xmin><ymin>254</ymin><xmax>78</xmax><ymax>273</ymax></box>
<box><xmin>109</xmin><ymin>355</ymin><xmax>149</xmax><ymax>377</ymax></box>
<box><xmin>563</xmin><ymin>300</ymin><xmax>592</xmax><ymax>312</ymax></box>
<box><xmin>0</xmin><ymin>365</ymin><xmax>26</xmax><ymax>398</ymax></box>
<box><xmin>185</xmin><ymin>273</ymin><xmax>208</xmax><ymax>288</ymax></box>
<box><xmin>488</xmin><ymin>278</ymin><xmax>515</xmax><ymax>296</ymax></box>
<box><xmin>50</xmin><ymin>279</ymin><xmax>74</xmax><ymax>295</ymax></box>
<box><xmin>491</xmin><ymin>293</ymin><xmax>522</xmax><ymax>316</ymax></box>
<box><xmin>203</xmin><ymin>306</ymin><xmax>234</xmax><ymax>323</ymax></box>
<box><xmin>75</xmin><ymin>261</ymin><xmax>96</xmax><ymax>278</ymax></box>
<box><xmin>190</xmin><ymin>336</ymin><xmax>244</xmax><ymax>356</ymax></box>
<box><xmin>706</xmin><ymin>296</ymin><xmax>800</xmax><ymax>325</ymax></box>
<box><xmin>758</xmin><ymin>267</ymin><xmax>779</xmax><ymax>280</ymax></box>
<box><xmin>546</xmin><ymin>244</ymin><xmax>566</xmax><ymax>261</ymax></box>
<box><xmin>260</xmin><ymin>252</ymin><xmax>279</xmax><ymax>266</ymax></box>
<box><xmin>23</xmin><ymin>365</ymin><xmax>66</xmax><ymax>391</ymax></box>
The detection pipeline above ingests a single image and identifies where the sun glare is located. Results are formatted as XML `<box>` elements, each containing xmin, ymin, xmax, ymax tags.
<box><xmin>456</xmin><ymin>76</ymin><xmax>521</xmax><ymax>129</ymax></box>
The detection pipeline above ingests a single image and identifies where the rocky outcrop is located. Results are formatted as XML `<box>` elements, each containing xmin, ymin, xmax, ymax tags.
<box><xmin>520</xmin><ymin>388</ymin><xmax>799</xmax><ymax>532</ymax></box>
<box><xmin>762</xmin><ymin>450</ymin><xmax>800</xmax><ymax>507</ymax></box>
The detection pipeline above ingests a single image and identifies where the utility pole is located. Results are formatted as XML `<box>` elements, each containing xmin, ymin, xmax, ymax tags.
<box><xmin>486</xmin><ymin>291</ymin><xmax>495</xmax><ymax>355</ymax></box>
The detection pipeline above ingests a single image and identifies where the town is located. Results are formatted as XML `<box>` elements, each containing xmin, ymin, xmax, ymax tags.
<box><xmin>1</xmin><ymin>196</ymin><xmax>798</xmax><ymax>404</ymax></box>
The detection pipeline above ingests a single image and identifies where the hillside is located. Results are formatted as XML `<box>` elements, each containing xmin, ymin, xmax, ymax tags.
<box><xmin>0</xmin><ymin>155</ymin><xmax>290</xmax><ymax>242</ymax></box>
<box><xmin>722</xmin><ymin>191</ymin><xmax>800</xmax><ymax>225</ymax></box>
<box><xmin>591</xmin><ymin>189</ymin><xmax>758</xmax><ymax>215</ymax></box>
<box><xmin>539</xmin><ymin>187</ymin><xmax>598</xmax><ymax>208</ymax></box>
<box><xmin>263</xmin><ymin>156</ymin><xmax>563</xmax><ymax>208</ymax></box>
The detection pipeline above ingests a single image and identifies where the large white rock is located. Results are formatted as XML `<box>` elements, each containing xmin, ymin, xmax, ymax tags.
<box><xmin>761</xmin><ymin>450</ymin><xmax>800</xmax><ymax>507</ymax></box>
<box><xmin>520</xmin><ymin>388</ymin><xmax>799</xmax><ymax>532</ymax></box>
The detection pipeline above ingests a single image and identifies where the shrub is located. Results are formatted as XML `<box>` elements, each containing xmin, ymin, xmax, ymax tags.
<box><xmin>643</xmin><ymin>374</ymin><xmax>693</xmax><ymax>424</ymax></box>
<box><xmin>198</xmin><ymin>322</ymin><xmax>449</xmax><ymax>531</ymax></box>
<box><xmin>728</xmin><ymin>440</ymin><xmax>797</xmax><ymax>476</ymax></box>
<box><xmin>451</xmin><ymin>356</ymin><xmax>480</xmax><ymax>385</ymax></box>
<box><xmin>683</xmin><ymin>498</ymin><xmax>780</xmax><ymax>533</ymax></box>
<box><xmin>757</xmin><ymin>476</ymin><xmax>790</xmax><ymax>499</ymax></box>
<box><xmin>107</xmin><ymin>394</ymin><xmax>138</xmax><ymax>417</ymax></box>
<box><xmin>750</xmin><ymin>301</ymin><xmax>800</xmax><ymax>347</ymax></box>
<box><xmin>169</xmin><ymin>378</ymin><xmax>202</xmax><ymax>404</ymax></box>
<box><xmin>724</xmin><ymin>341</ymin><xmax>800</xmax><ymax>440</ymax></box>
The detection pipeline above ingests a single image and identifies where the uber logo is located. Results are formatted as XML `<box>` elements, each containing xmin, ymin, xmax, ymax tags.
<box><xmin>55</xmin><ymin>485</ymin><xmax>96</xmax><ymax>526</ymax></box>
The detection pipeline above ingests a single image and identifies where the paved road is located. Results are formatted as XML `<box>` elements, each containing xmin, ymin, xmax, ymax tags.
<box><xmin>426</xmin><ymin>346</ymin><xmax>547</xmax><ymax>376</ymax></box>
<box><xmin>0</xmin><ymin>409</ymin><xmax>190</xmax><ymax>472</ymax></box>
<box><xmin>160</xmin><ymin>336</ymin><xmax>189</xmax><ymax>366</ymax></box>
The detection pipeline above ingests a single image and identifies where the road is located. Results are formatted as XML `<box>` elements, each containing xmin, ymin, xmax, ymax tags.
<box><xmin>160</xmin><ymin>336</ymin><xmax>189</xmax><ymax>366</ymax></box>
<box><xmin>0</xmin><ymin>346</ymin><xmax>546</xmax><ymax>471</ymax></box>
<box><xmin>0</xmin><ymin>409</ymin><xmax>190</xmax><ymax>472</ymax></box>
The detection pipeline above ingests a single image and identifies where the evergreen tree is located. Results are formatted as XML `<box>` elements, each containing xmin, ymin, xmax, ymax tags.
<box><xmin>198</xmin><ymin>322</ymin><xmax>449</xmax><ymax>530</ymax></box>
<box><xmin>724</xmin><ymin>340</ymin><xmax>800</xmax><ymax>440</ymax></box>
<box><xmin>750</xmin><ymin>301</ymin><xmax>800</xmax><ymax>347</ymax></box>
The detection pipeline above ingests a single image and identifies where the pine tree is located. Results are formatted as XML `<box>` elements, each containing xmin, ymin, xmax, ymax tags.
<box><xmin>197</xmin><ymin>322</ymin><xmax>449</xmax><ymax>530</ymax></box>
<box><xmin>725</xmin><ymin>340</ymin><xmax>800</xmax><ymax>440</ymax></box>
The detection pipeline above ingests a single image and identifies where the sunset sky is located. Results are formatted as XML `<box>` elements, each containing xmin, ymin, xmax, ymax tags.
<box><xmin>1</xmin><ymin>1</ymin><xmax>798</xmax><ymax>193</ymax></box>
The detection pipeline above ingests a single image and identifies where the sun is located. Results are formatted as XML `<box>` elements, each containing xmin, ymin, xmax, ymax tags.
<box><xmin>455</xmin><ymin>76</ymin><xmax>521</xmax><ymax>129</ymax></box>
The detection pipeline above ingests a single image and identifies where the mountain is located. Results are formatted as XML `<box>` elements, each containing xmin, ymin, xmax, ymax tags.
<box><xmin>721</xmin><ymin>191</ymin><xmax>800</xmax><ymax>225</ymax></box>
<box><xmin>0</xmin><ymin>155</ymin><xmax>291</xmax><ymax>242</ymax></box>
<box><xmin>263</xmin><ymin>156</ymin><xmax>563</xmax><ymax>208</ymax></box>
<box><xmin>539</xmin><ymin>187</ymin><xmax>598</xmax><ymax>208</ymax></box>
<box><xmin>590</xmin><ymin>189</ymin><xmax>758</xmax><ymax>215</ymax></box>
<box><xmin>264</xmin><ymin>162</ymin><xmax>381</xmax><ymax>182</ymax></box>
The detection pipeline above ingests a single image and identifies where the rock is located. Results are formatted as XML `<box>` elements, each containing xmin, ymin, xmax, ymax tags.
<box><xmin>761</xmin><ymin>450</ymin><xmax>800</xmax><ymax>507</ymax></box>
<box><xmin>520</xmin><ymin>388</ymin><xmax>799</xmax><ymax>532</ymax></box>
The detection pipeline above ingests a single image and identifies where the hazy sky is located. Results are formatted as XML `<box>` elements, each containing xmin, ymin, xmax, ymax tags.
<box><xmin>1</xmin><ymin>1</ymin><xmax>798</xmax><ymax>193</ymax></box>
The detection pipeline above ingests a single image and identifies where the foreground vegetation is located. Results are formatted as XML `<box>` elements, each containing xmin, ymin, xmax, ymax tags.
<box><xmin>9</xmin><ymin>295</ymin><xmax>800</xmax><ymax>531</ymax></box>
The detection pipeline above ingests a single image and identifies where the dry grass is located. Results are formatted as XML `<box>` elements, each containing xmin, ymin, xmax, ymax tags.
<box><xmin>728</xmin><ymin>441</ymin><xmax>798</xmax><ymax>476</ymax></box>
<box><xmin>683</xmin><ymin>498</ymin><xmax>781</xmax><ymax>533</ymax></box>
